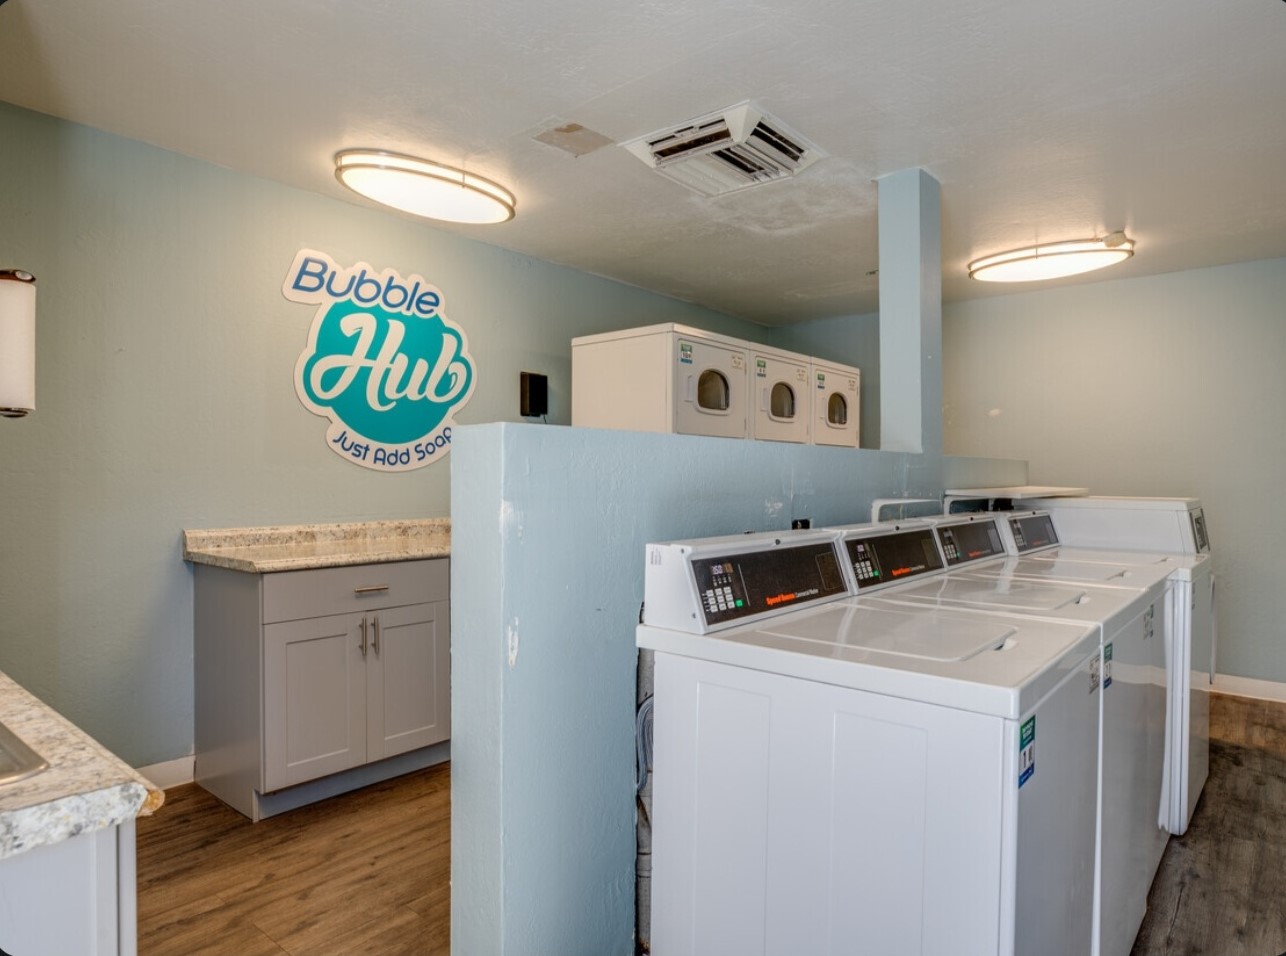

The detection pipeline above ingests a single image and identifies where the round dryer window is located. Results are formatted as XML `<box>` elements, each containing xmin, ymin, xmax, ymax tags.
<box><xmin>770</xmin><ymin>382</ymin><xmax>796</xmax><ymax>420</ymax></box>
<box><xmin>827</xmin><ymin>392</ymin><xmax>848</xmax><ymax>426</ymax></box>
<box><xmin>697</xmin><ymin>369</ymin><xmax>730</xmax><ymax>411</ymax></box>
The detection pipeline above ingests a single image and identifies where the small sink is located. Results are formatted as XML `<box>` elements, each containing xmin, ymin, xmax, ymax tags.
<box><xmin>0</xmin><ymin>721</ymin><xmax>48</xmax><ymax>785</ymax></box>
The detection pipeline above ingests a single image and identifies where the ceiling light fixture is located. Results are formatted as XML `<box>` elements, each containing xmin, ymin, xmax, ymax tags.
<box><xmin>968</xmin><ymin>232</ymin><xmax>1134</xmax><ymax>283</ymax></box>
<box><xmin>334</xmin><ymin>150</ymin><xmax>515</xmax><ymax>225</ymax></box>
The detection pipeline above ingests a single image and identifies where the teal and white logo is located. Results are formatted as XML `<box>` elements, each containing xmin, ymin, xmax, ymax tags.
<box><xmin>284</xmin><ymin>249</ymin><xmax>475</xmax><ymax>472</ymax></box>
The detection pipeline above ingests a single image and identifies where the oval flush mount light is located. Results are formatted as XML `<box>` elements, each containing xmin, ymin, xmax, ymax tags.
<box><xmin>335</xmin><ymin>149</ymin><xmax>516</xmax><ymax>224</ymax></box>
<box><xmin>969</xmin><ymin>232</ymin><xmax>1134</xmax><ymax>282</ymax></box>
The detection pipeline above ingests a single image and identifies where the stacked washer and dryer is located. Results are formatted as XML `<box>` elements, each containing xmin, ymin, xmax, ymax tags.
<box><xmin>571</xmin><ymin>324</ymin><xmax>860</xmax><ymax>447</ymax></box>
<box><xmin>637</xmin><ymin>498</ymin><xmax>1215</xmax><ymax>956</ymax></box>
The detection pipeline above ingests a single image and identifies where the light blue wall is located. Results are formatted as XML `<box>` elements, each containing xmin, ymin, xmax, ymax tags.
<box><xmin>450</xmin><ymin>422</ymin><xmax>1025</xmax><ymax>955</ymax></box>
<box><xmin>0</xmin><ymin>101</ymin><xmax>771</xmax><ymax>765</ymax></box>
<box><xmin>941</xmin><ymin>257</ymin><xmax>1286</xmax><ymax>682</ymax></box>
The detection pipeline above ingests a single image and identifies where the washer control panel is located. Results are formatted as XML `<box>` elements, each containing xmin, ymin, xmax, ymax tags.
<box><xmin>843</xmin><ymin>528</ymin><xmax>944</xmax><ymax>592</ymax></box>
<box><xmin>691</xmin><ymin>541</ymin><xmax>847</xmax><ymax>627</ymax></box>
<box><xmin>936</xmin><ymin>518</ymin><xmax>1006</xmax><ymax>566</ymax></box>
<box><xmin>1008</xmin><ymin>513</ymin><xmax>1060</xmax><ymax>554</ymax></box>
<box><xmin>1191</xmin><ymin>508</ymin><xmax>1210</xmax><ymax>552</ymax></box>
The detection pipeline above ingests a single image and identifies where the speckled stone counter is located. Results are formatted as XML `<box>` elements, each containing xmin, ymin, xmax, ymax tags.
<box><xmin>183</xmin><ymin>518</ymin><xmax>451</xmax><ymax>572</ymax></box>
<box><xmin>0</xmin><ymin>672</ymin><xmax>163</xmax><ymax>861</ymax></box>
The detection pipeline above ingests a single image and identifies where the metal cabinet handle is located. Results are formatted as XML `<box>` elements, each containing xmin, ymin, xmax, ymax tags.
<box><xmin>354</xmin><ymin>585</ymin><xmax>390</xmax><ymax>595</ymax></box>
<box><xmin>358</xmin><ymin>617</ymin><xmax>368</xmax><ymax>657</ymax></box>
<box><xmin>372</xmin><ymin>614</ymin><xmax>380</xmax><ymax>655</ymax></box>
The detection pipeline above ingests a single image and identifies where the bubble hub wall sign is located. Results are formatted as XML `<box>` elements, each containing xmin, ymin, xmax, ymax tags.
<box><xmin>284</xmin><ymin>249</ymin><xmax>476</xmax><ymax>472</ymax></box>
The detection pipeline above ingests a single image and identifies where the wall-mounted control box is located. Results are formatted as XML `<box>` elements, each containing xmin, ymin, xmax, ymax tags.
<box><xmin>520</xmin><ymin>371</ymin><xmax>548</xmax><ymax>418</ymax></box>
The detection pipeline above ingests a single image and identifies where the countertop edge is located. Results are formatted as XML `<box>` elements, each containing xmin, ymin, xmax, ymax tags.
<box><xmin>0</xmin><ymin>781</ymin><xmax>152</xmax><ymax>861</ymax></box>
<box><xmin>185</xmin><ymin>546</ymin><xmax>451</xmax><ymax>573</ymax></box>
<box><xmin>182</xmin><ymin>518</ymin><xmax>451</xmax><ymax>573</ymax></box>
<box><xmin>0</xmin><ymin>672</ymin><xmax>165</xmax><ymax>861</ymax></box>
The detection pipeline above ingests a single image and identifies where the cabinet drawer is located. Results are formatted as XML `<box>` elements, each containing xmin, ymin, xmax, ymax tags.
<box><xmin>263</xmin><ymin>559</ymin><xmax>448</xmax><ymax>623</ymax></box>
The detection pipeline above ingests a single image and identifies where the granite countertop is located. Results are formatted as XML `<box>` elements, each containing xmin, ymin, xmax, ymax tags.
<box><xmin>183</xmin><ymin>518</ymin><xmax>451</xmax><ymax>573</ymax></box>
<box><xmin>0</xmin><ymin>672</ymin><xmax>164</xmax><ymax>861</ymax></box>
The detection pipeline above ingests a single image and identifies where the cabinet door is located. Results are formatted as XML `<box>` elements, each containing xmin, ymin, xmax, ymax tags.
<box><xmin>0</xmin><ymin>826</ymin><xmax>124</xmax><ymax>956</ymax></box>
<box><xmin>367</xmin><ymin>601</ymin><xmax>450</xmax><ymax>761</ymax></box>
<box><xmin>264</xmin><ymin>613</ymin><xmax>367</xmax><ymax>791</ymax></box>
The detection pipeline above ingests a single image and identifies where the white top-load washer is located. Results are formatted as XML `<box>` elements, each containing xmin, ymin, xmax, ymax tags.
<box><xmin>1000</xmin><ymin>509</ymin><xmax>1215</xmax><ymax>835</ymax></box>
<box><xmin>835</xmin><ymin>518</ymin><xmax>1168</xmax><ymax>956</ymax></box>
<box><xmin>638</xmin><ymin>529</ymin><xmax>1101</xmax><ymax>956</ymax></box>
<box><xmin>809</xmin><ymin>358</ymin><xmax>861</xmax><ymax>447</ymax></box>
<box><xmin>747</xmin><ymin>344</ymin><xmax>812</xmax><ymax>444</ymax></box>
<box><xmin>1023</xmin><ymin>495</ymin><xmax>1210</xmax><ymax>555</ymax></box>
<box><xmin>570</xmin><ymin>323</ymin><xmax>749</xmax><ymax>439</ymax></box>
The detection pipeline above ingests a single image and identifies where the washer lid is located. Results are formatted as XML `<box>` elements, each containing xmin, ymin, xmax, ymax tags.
<box><xmin>1030</xmin><ymin>547</ymin><xmax>1196</xmax><ymax>568</ymax></box>
<box><xmin>637</xmin><ymin>598</ymin><xmax>1101</xmax><ymax>718</ymax></box>
<box><xmin>891</xmin><ymin>576</ymin><xmax>1093</xmax><ymax>612</ymax></box>
<box><xmin>977</xmin><ymin>557</ymin><xmax>1139</xmax><ymax>584</ymax></box>
<box><xmin>761</xmin><ymin>604</ymin><xmax>1016</xmax><ymax>662</ymax></box>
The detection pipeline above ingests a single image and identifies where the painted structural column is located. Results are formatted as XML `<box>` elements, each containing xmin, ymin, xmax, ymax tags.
<box><xmin>877</xmin><ymin>168</ymin><xmax>943</xmax><ymax>455</ymax></box>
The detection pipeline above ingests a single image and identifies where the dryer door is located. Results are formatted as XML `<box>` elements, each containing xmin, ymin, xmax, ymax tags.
<box><xmin>675</xmin><ymin>338</ymin><xmax>747</xmax><ymax>438</ymax></box>
<box><xmin>750</xmin><ymin>353</ymin><xmax>810</xmax><ymax>443</ymax></box>
<box><xmin>812</xmin><ymin>364</ymin><xmax>861</xmax><ymax>447</ymax></box>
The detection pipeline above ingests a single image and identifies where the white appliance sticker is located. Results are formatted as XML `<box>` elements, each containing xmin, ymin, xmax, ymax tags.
<box><xmin>1090</xmin><ymin>656</ymin><xmax>1101</xmax><ymax>694</ymax></box>
<box><xmin>1018</xmin><ymin>716</ymin><xmax>1036</xmax><ymax>788</ymax></box>
<box><xmin>1104</xmin><ymin>643</ymin><xmax>1114</xmax><ymax>688</ymax></box>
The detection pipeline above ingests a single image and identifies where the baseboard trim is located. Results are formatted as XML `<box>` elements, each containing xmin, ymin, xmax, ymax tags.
<box><xmin>1213</xmin><ymin>674</ymin><xmax>1286</xmax><ymax>704</ymax></box>
<box><xmin>137</xmin><ymin>754</ymin><xmax>195</xmax><ymax>790</ymax></box>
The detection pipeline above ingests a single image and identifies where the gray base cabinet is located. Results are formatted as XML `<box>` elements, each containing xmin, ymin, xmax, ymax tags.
<box><xmin>0</xmin><ymin>822</ymin><xmax>137</xmax><ymax>956</ymax></box>
<box><xmin>195</xmin><ymin>559</ymin><xmax>449</xmax><ymax>820</ymax></box>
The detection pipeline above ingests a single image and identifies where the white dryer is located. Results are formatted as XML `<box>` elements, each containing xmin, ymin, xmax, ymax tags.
<box><xmin>638</xmin><ymin>530</ymin><xmax>1101</xmax><ymax>956</ymax></box>
<box><xmin>747</xmin><ymin>344</ymin><xmax>811</xmax><ymax>443</ymax></box>
<box><xmin>838</xmin><ymin>519</ymin><xmax>1168</xmax><ymax>956</ymax></box>
<box><xmin>1004</xmin><ymin>508</ymin><xmax>1215</xmax><ymax>835</ymax></box>
<box><xmin>809</xmin><ymin>358</ymin><xmax>861</xmax><ymax>447</ymax></box>
<box><xmin>570</xmin><ymin>323</ymin><xmax>748</xmax><ymax>439</ymax></box>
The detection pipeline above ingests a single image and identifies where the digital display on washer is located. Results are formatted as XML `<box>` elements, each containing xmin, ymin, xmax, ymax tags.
<box><xmin>692</xmin><ymin>542</ymin><xmax>847</xmax><ymax>626</ymax></box>
<box><xmin>1191</xmin><ymin>509</ymin><xmax>1210</xmax><ymax>552</ymax></box>
<box><xmin>936</xmin><ymin>520</ymin><xmax>1005</xmax><ymax>565</ymax></box>
<box><xmin>1007</xmin><ymin>514</ymin><xmax>1060</xmax><ymax>553</ymax></box>
<box><xmin>845</xmin><ymin>528</ymin><xmax>944</xmax><ymax>591</ymax></box>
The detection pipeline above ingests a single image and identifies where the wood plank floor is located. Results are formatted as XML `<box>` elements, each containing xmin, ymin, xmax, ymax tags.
<box><xmin>1132</xmin><ymin>693</ymin><xmax>1286</xmax><ymax>956</ymax></box>
<box><xmin>136</xmin><ymin>762</ymin><xmax>450</xmax><ymax>956</ymax></box>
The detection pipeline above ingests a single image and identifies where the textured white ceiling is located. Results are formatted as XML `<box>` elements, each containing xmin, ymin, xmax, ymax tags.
<box><xmin>1</xmin><ymin>0</ymin><xmax>1284</xmax><ymax>325</ymax></box>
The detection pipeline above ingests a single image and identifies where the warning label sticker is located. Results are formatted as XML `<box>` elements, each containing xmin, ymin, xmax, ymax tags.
<box><xmin>1018</xmin><ymin>716</ymin><xmax>1036</xmax><ymax>788</ymax></box>
<box><xmin>1104</xmin><ymin>643</ymin><xmax>1114</xmax><ymax>688</ymax></box>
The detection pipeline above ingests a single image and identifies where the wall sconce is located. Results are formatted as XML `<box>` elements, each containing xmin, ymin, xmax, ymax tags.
<box><xmin>0</xmin><ymin>270</ymin><xmax>36</xmax><ymax>418</ymax></box>
<box><xmin>335</xmin><ymin>150</ymin><xmax>516</xmax><ymax>225</ymax></box>
<box><xmin>968</xmin><ymin>232</ymin><xmax>1134</xmax><ymax>283</ymax></box>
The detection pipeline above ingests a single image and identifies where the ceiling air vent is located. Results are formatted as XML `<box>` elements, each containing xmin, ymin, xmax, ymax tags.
<box><xmin>623</xmin><ymin>102</ymin><xmax>823</xmax><ymax>197</ymax></box>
